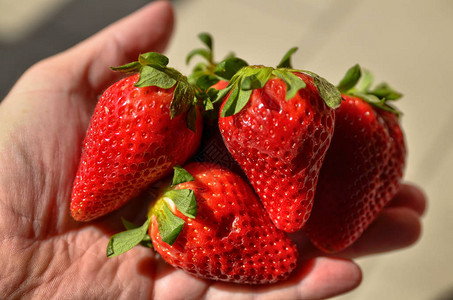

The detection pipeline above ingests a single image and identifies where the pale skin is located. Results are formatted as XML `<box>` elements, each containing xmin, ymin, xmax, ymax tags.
<box><xmin>0</xmin><ymin>1</ymin><xmax>427</xmax><ymax>299</ymax></box>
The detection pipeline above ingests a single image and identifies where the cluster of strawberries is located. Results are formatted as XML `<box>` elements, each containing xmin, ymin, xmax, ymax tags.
<box><xmin>70</xmin><ymin>33</ymin><xmax>406</xmax><ymax>284</ymax></box>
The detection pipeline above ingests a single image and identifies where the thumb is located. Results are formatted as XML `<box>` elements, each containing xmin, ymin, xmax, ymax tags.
<box><xmin>73</xmin><ymin>0</ymin><xmax>174</xmax><ymax>94</ymax></box>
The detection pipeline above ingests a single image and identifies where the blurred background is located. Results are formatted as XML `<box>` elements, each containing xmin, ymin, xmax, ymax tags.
<box><xmin>1</xmin><ymin>0</ymin><xmax>452</xmax><ymax>299</ymax></box>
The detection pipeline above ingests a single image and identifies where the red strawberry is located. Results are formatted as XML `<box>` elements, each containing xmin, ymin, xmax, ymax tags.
<box><xmin>148</xmin><ymin>163</ymin><xmax>298</xmax><ymax>284</ymax></box>
<box><xmin>215</xmin><ymin>50</ymin><xmax>342</xmax><ymax>232</ymax></box>
<box><xmin>71</xmin><ymin>52</ymin><xmax>203</xmax><ymax>222</ymax></box>
<box><xmin>304</xmin><ymin>65</ymin><xmax>406</xmax><ymax>253</ymax></box>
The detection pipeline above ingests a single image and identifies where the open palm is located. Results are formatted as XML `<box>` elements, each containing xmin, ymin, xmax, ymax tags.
<box><xmin>0</xmin><ymin>2</ymin><xmax>426</xmax><ymax>299</ymax></box>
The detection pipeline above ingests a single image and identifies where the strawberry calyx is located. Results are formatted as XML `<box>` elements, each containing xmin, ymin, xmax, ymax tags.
<box><xmin>186</xmin><ymin>33</ymin><xmax>249</xmax><ymax>112</ymax></box>
<box><xmin>111</xmin><ymin>52</ymin><xmax>199</xmax><ymax>130</ymax></box>
<box><xmin>106</xmin><ymin>166</ymin><xmax>197</xmax><ymax>257</ymax></box>
<box><xmin>338</xmin><ymin>64</ymin><xmax>403</xmax><ymax>115</ymax></box>
<box><xmin>214</xmin><ymin>47</ymin><xmax>342</xmax><ymax>117</ymax></box>
<box><xmin>150</xmin><ymin>166</ymin><xmax>197</xmax><ymax>245</ymax></box>
<box><xmin>106</xmin><ymin>217</ymin><xmax>151</xmax><ymax>258</ymax></box>
<box><xmin>186</xmin><ymin>32</ymin><xmax>216</xmax><ymax>85</ymax></box>
<box><xmin>187</xmin><ymin>33</ymin><xmax>249</xmax><ymax>87</ymax></box>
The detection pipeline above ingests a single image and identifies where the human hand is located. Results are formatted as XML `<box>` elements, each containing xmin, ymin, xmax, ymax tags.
<box><xmin>0</xmin><ymin>1</ymin><xmax>426</xmax><ymax>298</ymax></box>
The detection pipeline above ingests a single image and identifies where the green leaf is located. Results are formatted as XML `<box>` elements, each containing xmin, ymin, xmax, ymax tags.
<box><xmin>121</xmin><ymin>218</ymin><xmax>153</xmax><ymax>248</ymax></box>
<box><xmin>277</xmin><ymin>47</ymin><xmax>298</xmax><ymax>68</ymax></box>
<box><xmin>310</xmin><ymin>73</ymin><xmax>343</xmax><ymax>109</ymax></box>
<box><xmin>220</xmin><ymin>84</ymin><xmax>240</xmax><ymax>116</ymax></box>
<box><xmin>138</xmin><ymin>52</ymin><xmax>169</xmax><ymax>68</ymax></box>
<box><xmin>352</xmin><ymin>91</ymin><xmax>401</xmax><ymax>115</ymax></box>
<box><xmin>122</xmin><ymin>217</ymin><xmax>139</xmax><ymax>230</ymax></box>
<box><xmin>203</xmin><ymin>96</ymin><xmax>214</xmax><ymax>111</ymax></box>
<box><xmin>157</xmin><ymin>204</ymin><xmax>185</xmax><ymax>245</ymax></box>
<box><xmin>135</xmin><ymin>66</ymin><xmax>177</xmax><ymax>89</ymax></box>
<box><xmin>337</xmin><ymin>64</ymin><xmax>361</xmax><ymax>93</ymax></box>
<box><xmin>220</xmin><ymin>85</ymin><xmax>253</xmax><ymax>117</ymax></box>
<box><xmin>198</xmin><ymin>32</ymin><xmax>213</xmax><ymax>51</ymax></box>
<box><xmin>211</xmin><ymin>84</ymin><xmax>233</xmax><ymax>104</ymax></box>
<box><xmin>219</xmin><ymin>84</ymin><xmax>237</xmax><ymax>117</ymax></box>
<box><xmin>164</xmin><ymin>189</ymin><xmax>197</xmax><ymax>219</ymax></box>
<box><xmin>214</xmin><ymin>57</ymin><xmax>248</xmax><ymax>80</ymax></box>
<box><xmin>110</xmin><ymin>52</ymin><xmax>170</xmax><ymax>74</ymax></box>
<box><xmin>240</xmin><ymin>67</ymin><xmax>273</xmax><ymax>90</ymax></box>
<box><xmin>188</xmin><ymin>68</ymin><xmax>207</xmax><ymax>86</ymax></box>
<box><xmin>217</xmin><ymin>66</ymin><xmax>274</xmax><ymax>117</ymax></box>
<box><xmin>172</xmin><ymin>165</ymin><xmax>195</xmax><ymax>186</ymax></box>
<box><xmin>110</xmin><ymin>61</ymin><xmax>141</xmax><ymax>73</ymax></box>
<box><xmin>273</xmin><ymin>69</ymin><xmax>306</xmax><ymax>100</ymax></box>
<box><xmin>186</xmin><ymin>48</ymin><xmax>211</xmax><ymax>65</ymax></box>
<box><xmin>170</xmin><ymin>79</ymin><xmax>195</xmax><ymax>118</ymax></box>
<box><xmin>196</xmin><ymin>74</ymin><xmax>220</xmax><ymax>91</ymax></box>
<box><xmin>139</xmin><ymin>234</ymin><xmax>153</xmax><ymax>248</ymax></box>
<box><xmin>235</xmin><ymin>88</ymin><xmax>253</xmax><ymax>114</ymax></box>
<box><xmin>369</xmin><ymin>82</ymin><xmax>403</xmax><ymax>100</ymax></box>
<box><xmin>241</xmin><ymin>74</ymin><xmax>262</xmax><ymax>90</ymax></box>
<box><xmin>353</xmin><ymin>91</ymin><xmax>381</xmax><ymax>104</ymax></box>
<box><xmin>106</xmin><ymin>218</ymin><xmax>151</xmax><ymax>257</ymax></box>
<box><xmin>357</xmin><ymin>69</ymin><xmax>374</xmax><ymax>92</ymax></box>
<box><xmin>339</xmin><ymin>66</ymin><xmax>403</xmax><ymax>116</ymax></box>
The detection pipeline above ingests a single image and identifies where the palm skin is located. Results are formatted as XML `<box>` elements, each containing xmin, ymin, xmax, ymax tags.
<box><xmin>0</xmin><ymin>2</ymin><xmax>426</xmax><ymax>299</ymax></box>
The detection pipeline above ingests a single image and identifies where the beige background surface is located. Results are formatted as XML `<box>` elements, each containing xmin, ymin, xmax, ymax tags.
<box><xmin>1</xmin><ymin>0</ymin><xmax>452</xmax><ymax>299</ymax></box>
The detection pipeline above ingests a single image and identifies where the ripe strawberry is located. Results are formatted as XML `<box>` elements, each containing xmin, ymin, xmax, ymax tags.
<box><xmin>215</xmin><ymin>49</ymin><xmax>342</xmax><ymax>232</ymax></box>
<box><xmin>148</xmin><ymin>163</ymin><xmax>299</xmax><ymax>284</ymax></box>
<box><xmin>304</xmin><ymin>65</ymin><xmax>406</xmax><ymax>253</ymax></box>
<box><xmin>71</xmin><ymin>52</ymin><xmax>203</xmax><ymax>222</ymax></box>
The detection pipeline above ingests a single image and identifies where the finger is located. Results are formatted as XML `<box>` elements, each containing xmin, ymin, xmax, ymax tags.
<box><xmin>290</xmin><ymin>257</ymin><xmax>362</xmax><ymax>300</ymax></box>
<box><xmin>386</xmin><ymin>183</ymin><xmax>427</xmax><ymax>216</ymax></box>
<box><xmin>206</xmin><ymin>257</ymin><xmax>362</xmax><ymax>300</ymax></box>
<box><xmin>153</xmin><ymin>267</ymin><xmax>210</xmax><ymax>300</ymax></box>
<box><xmin>337</xmin><ymin>207</ymin><xmax>422</xmax><ymax>259</ymax></box>
<box><xmin>48</xmin><ymin>1</ymin><xmax>174</xmax><ymax>97</ymax></box>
